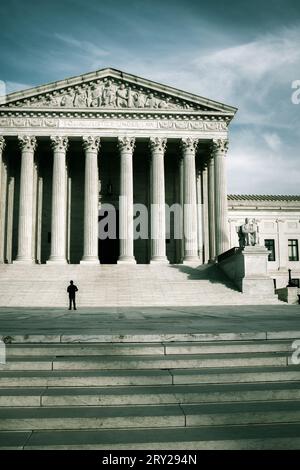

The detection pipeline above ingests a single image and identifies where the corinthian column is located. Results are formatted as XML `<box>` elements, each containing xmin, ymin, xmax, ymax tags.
<box><xmin>15</xmin><ymin>136</ymin><xmax>36</xmax><ymax>263</ymax></box>
<box><xmin>196</xmin><ymin>169</ymin><xmax>203</xmax><ymax>263</ymax></box>
<box><xmin>213</xmin><ymin>138</ymin><xmax>230</xmax><ymax>256</ymax></box>
<box><xmin>81</xmin><ymin>136</ymin><xmax>100</xmax><ymax>264</ymax></box>
<box><xmin>149</xmin><ymin>137</ymin><xmax>168</xmax><ymax>264</ymax></box>
<box><xmin>201</xmin><ymin>165</ymin><xmax>210</xmax><ymax>264</ymax></box>
<box><xmin>208</xmin><ymin>155</ymin><xmax>216</xmax><ymax>260</ymax></box>
<box><xmin>117</xmin><ymin>136</ymin><xmax>136</xmax><ymax>264</ymax></box>
<box><xmin>0</xmin><ymin>137</ymin><xmax>7</xmax><ymax>263</ymax></box>
<box><xmin>47</xmin><ymin>136</ymin><xmax>68</xmax><ymax>264</ymax></box>
<box><xmin>181</xmin><ymin>137</ymin><xmax>199</xmax><ymax>263</ymax></box>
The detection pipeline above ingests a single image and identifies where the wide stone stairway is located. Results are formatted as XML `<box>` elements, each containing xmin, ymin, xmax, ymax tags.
<box><xmin>1</xmin><ymin>330</ymin><xmax>300</xmax><ymax>449</ymax></box>
<box><xmin>0</xmin><ymin>263</ymin><xmax>279</xmax><ymax>307</ymax></box>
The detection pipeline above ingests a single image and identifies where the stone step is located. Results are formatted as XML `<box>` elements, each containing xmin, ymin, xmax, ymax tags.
<box><xmin>6</xmin><ymin>343</ymin><xmax>166</xmax><ymax>357</ymax></box>
<box><xmin>171</xmin><ymin>365</ymin><xmax>300</xmax><ymax>384</ymax></box>
<box><xmin>0</xmin><ymin>352</ymin><xmax>289</xmax><ymax>370</ymax></box>
<box><xmin>0</xmin><ymin>263</ymin><xmax>280</xmax><ymax>307</ymax></box>
<box><xmin>163</xmin><ymin>340</ymin><xmax>291</xmax><ymax>355</ymax></box>
<box><xmin>1</xmin><ymin>400</ymin><xmax>300</xmax><ymax>431</ymax></box>
<box><xmin>5</xmin><ymin>339</ymin><xmax>292</xmax><ymax>357</ymax></box>
<box><xmin>0</xmin><ymin>365</ymin><xmax>299</xmax><ymax>388</ymax></box>
<box><xmin>9</xmin><ymin>423</ymin><xmax>300</xmax><ymax>450</ymax></box>
<box><xmin>4</xmin><ymin>330</ymin><xmax>298</xmax><ymax>343</ymax></box>
<box><xmin>0</xmin><ymin>369</ymin><xmax>173</xmax><ymax>387</ymax></box>
<box><xmin>0</xmin><ymin>404</ymin><xmax>185</xmax><ymax>430</ymax></box>
<box><xmin>1</xmin><ymin>381</ymin><xmax>300</xmax><ymax>407</ymax></box>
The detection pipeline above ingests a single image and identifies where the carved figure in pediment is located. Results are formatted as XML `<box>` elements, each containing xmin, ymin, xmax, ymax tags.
<box><xmin>102</xmin><ymin>80</ymin><xmax>116</xmax><ymax>106</ymax></box>
<box><xmin>127</xmin><ymin>88</ymin><xmax>135</xmax><ymax>108</ymax></box>
<box><xmin>133</xmin><ymin>91</ymin><xmax>146</xmax><ymax>108</ymax></box>
<box><xmin>44</xmin><ymin>95</ymin><xmax>61</xmax><ymax>107</ymax></box>
<box><xmin>90</xmin><ymin>83</ymin><xmax>102</xmax><ymax>107</ymax></box>
<box><xmin>116</xmin><ymin>84</ymin><xmax>128</xmax><ymax>108</ymax></box>
<box><xmin>145</xmin><ymin>93</ymin><xmax>158</xmax><ymax>108</ymax></box>
<box><xmin>157</xmin><ymin>97</ymin><xmax>169</xmax><ymax>109</ymax></box>
<box><xmin>61</xmin><ymin>90</ymin><xmax>75</xmax><ymax>107</ymax></box>
<box><xmin>161</xmin><ymin>97</ymin><xmax>175</xmax><ymax>109</ymax></box>
<box><xmin>74</xmin><ymin>88</ymin><xmax>88</xmax><ymax>107</ymax></box>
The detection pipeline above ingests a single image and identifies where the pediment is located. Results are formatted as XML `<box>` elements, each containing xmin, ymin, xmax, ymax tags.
<box><xmin>0</xmin><ymin>68</ymin><xmax>237</xmax><ymax>116</ymax></box>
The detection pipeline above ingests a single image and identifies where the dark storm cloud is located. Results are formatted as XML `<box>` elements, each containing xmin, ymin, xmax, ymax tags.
<box><xmin>0</xmin><ymin>0</ymin><xmax>299</xmax><ymax>193</ymax></box>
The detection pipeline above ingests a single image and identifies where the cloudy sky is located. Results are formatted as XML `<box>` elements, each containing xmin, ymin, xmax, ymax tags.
<box><xmin>0</xmin><ymin>0</ymin><xmax>299</xmax><ymax>194</ymax></box>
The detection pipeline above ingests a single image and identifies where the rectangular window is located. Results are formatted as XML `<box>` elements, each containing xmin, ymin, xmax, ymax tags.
<box><xmin>265</xmin><ymin>239</ymin><xmax>276</xmax><ymax>261</ymax></box>
<box><xmin>291</xmin><ymin>279</ymin><xmax>300</xmax><ymax>288</ymax></box>
<box><xmin>288</xmin><ymin>239</ymin><xmax>299</xmax><ymax>261</ymax></box>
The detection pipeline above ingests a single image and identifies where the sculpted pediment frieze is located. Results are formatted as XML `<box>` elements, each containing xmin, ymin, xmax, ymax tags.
<box><xmin>3</xmin><ymin>77</ymin><xmax>205</xmax><ymax>111</ymax></box>
<box><xmin>0</xmin><ymin>69</ymin><xmax>237</xmax><ymax>122</ymax></box>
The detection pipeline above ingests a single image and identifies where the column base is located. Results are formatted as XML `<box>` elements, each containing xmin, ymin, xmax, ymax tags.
<box><xmin>80</xmin><ymin>257</ymin><xmax>100</xmax><ymax>265</ymax></box>
<box><xmin>46</xmin><ymin>258</ymin><xmax>68</xmax><ymax>265</ymax></box>
<box><xmin>182</xmin><ymin>256</ymin><xmax>200</xmax><ymax>265</ymax></box>
<box><xmin>117</xmin><ymin>256</ymin><xmax>136</xmax><ymax>265</ymax></box>
<box><xmin>13</xmin><ymin>259</ymin><xmax>36</xmax><ymax>265</ymax></box>
<box><xmin>150</xmin><ymin>257</ymin><xmax>169</xmax><ymax>264</ymax></box>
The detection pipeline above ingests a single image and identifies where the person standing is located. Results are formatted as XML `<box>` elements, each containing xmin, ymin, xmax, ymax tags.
<box><xmin>67</xmin><ymin>280</ymin><xmax>78</xmax><ymax>310</ymax></box>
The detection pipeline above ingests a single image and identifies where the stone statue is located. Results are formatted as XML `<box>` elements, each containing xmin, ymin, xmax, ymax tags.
<box><xmin>45</xmin><ymin>94</ymin><xmax>61</xmax><ymax>107</ymax></box>
<box><xmin>116</xmin><ymin>84</ymin><xmax>128</xmax><ymax>107</ymax></box>
<box><xmin>134</xmin><ymin>90</ymin><xmax>146</xmax><ymax>108</ymax></box>
<box><xmin>74</xmin><ymin>88</ymin><xmax>87</xmax><ymax>107</ymax></box>
<box><xmin>61</xmin><ymin>90</ymin><xmax>75</xmax><ymax>107</ymax></box>
<box><xmin>145</xmin><ymin>93</ymin><xmax>158</xmax><ymax>108</ymax></box>
<box><xmin>102</xmin><ymin>80</ymin><xmax>116</xmax><ymax>106</ymax></box>
<box><xmin>90</xmin><ymin>83</ymin><xmax>102</xmax><ymax>107</ymax></box>
<box><xmin>237</xmin><ymin>218</ymin><xmax>259</xmax><ymax>248</ymax></box>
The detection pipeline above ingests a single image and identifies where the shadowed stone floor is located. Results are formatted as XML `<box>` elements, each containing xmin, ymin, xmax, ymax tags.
<box><xmin>0</xmin><ymin>305</ymin><xmax>299</xmax><ymax>339</ymax></box>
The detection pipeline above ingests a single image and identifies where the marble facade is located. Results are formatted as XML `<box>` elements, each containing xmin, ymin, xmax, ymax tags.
<box><xmin>0</xmin><ymin>68</ymin><xmax>235</xmax><ymax>265</ymax></box>
<box><xmin>1</xmin><ymin>67</ymin><xmax>298</xmax><ymax>286</ymax></box>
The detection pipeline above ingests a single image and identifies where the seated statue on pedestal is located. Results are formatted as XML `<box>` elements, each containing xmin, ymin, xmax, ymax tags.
<box><xmin>237</xmin><ymin>218</ymin><xmax>259</xmax><ymax>248</ymax></box>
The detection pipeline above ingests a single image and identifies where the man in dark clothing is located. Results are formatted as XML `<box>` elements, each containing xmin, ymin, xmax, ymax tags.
<box><xmin>67</xmin><ymin>280</ymin><xmax>78</xmax><ymax>310</ymax></box>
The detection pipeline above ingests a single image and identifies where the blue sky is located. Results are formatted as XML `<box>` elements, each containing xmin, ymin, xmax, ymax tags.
<box><xmin>0</xmin><ymin>0</ymin><xmax>299</xmax><ymax>194</ymax></box>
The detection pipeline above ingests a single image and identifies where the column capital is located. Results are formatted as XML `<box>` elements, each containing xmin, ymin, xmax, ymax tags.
<box><xmin>0</xmin><ymin>136</ymin><xmax>5</xmax><ymax>152</ymax></box>
<box><xmin>18</xmin><ymin>135</ymin><xmax>37</xmax><ymax>152</ymax></box>
<box><xmin>211</xmin><ymin>138</ymin><xmax>228</xmax><ymax>155</ymax></box>
<box><xmin>149</xmin><ymin>137</ymin><xmax>167</xmax><ymax>153</ymax></box>
<box><xmin>82</xmin><ymin>135</ymin><xmax>100</xmax><ymax>152</ymax></box>
<box><xmin>118</xmin><ymin>136</ymin><xmax>135</xmax><ymax>153</ymax></box>
<box><xmin>181</xmin><ymin>137</ymin><xmax>198</xmax><ymax>153</ymax></box>
<box><xmin>50</xmin><ymin>136</ymin><xmax>68</xmax><ymax>152</ymax></box>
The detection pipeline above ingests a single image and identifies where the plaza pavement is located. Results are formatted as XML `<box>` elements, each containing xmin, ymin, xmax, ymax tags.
<box><xmin>0</xmin><ymin>305</ymin><xmax>299</xmax><ymax>341</ymax></box>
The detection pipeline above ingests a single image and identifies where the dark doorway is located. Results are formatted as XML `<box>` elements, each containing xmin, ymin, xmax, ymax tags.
<box><xmin>98</xmin><ymin>208</ymin><xmax>119</xmax><ymax>263</ymax></box>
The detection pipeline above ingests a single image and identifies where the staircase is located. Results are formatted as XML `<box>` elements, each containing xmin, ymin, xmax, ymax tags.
<box><xmin>0</xmin><ymin>264</ymin><xmax>279</xmax><ymax>307</ymax></box>
<box><xmin>1</xmin><ymin>332</ymin><xmax>300</xmax><ymax>449</ymax></box>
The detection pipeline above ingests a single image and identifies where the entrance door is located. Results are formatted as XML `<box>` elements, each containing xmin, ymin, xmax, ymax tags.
<box><xmin>98</xmin><ymin>208</ymin><xmax>119</xmax><ymax>263</ymax></box>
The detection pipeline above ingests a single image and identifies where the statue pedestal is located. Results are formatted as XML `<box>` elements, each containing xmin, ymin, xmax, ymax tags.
<box><xmin>218</xmin><ymin>246</ymin><xmax>276</xmax><ymax>297</ymax></box>
<box><xmin>276</xmin><ymin>286</ymin><xmax>299</xmax><ymax>304</ymax></box>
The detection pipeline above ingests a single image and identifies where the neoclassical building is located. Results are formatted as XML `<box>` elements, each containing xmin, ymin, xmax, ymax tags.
<box><xmin>0</xmin><ymin>67</ymin><xmax>299</xmax><ymax>294</ymax></box>
<box><xmin>0</xmin><ymin>68</ymin><xmax>235</xmax><ymax>266</ymax></box>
